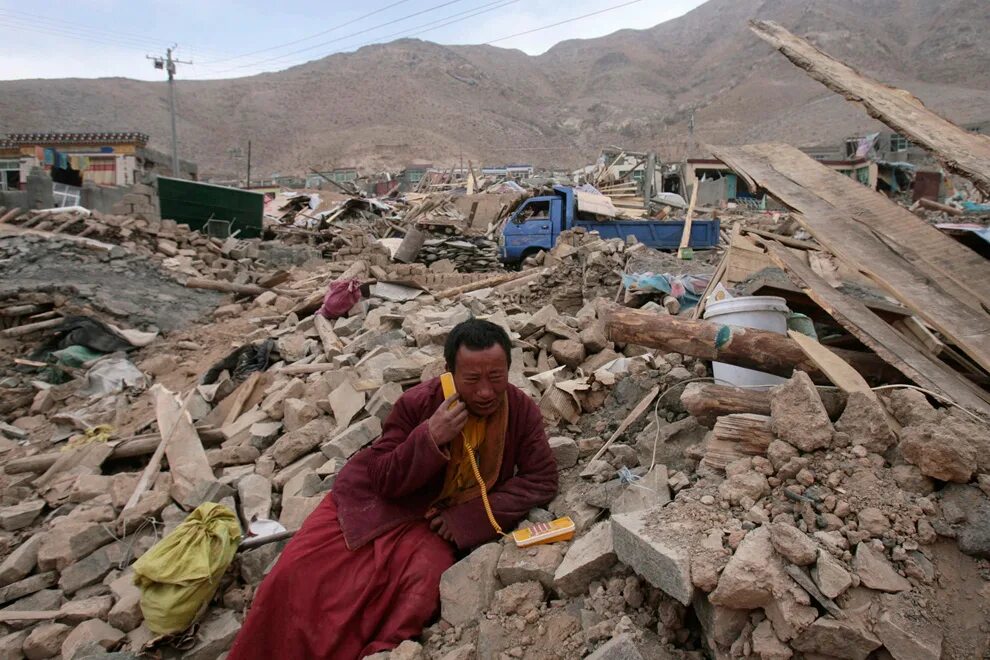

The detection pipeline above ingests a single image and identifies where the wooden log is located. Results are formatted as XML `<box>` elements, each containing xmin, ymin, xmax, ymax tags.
<box><xmin>185</xmin><ymin>278</ymin><xmax>268</xmax><ymax>296</ymax></box>
<box><xmin>275</xmin><ymin>363</ymin><xmax>339</xmax><ymax>375</ymax></box>
<box><xmin>0</xmin><ymin>317</ymin><xmax>63</xmax><ymax>338</ymax></box>
<box><xmin>702</xmin><ymin>413</ymin><xmax>774</xmax><ymax>471</ymax></box>
<box><xmin>0</xmin><ymin>304</ymin><xmax>46</xmax><ymax>318</ymax></box>
<box><xmin>681</xmin><ymin>382</ymin><xmax>846</xmax><ymax>427</ymax></box>
<box><xmin>434</xmin><ymin>271</ymin><xmax>532</xmax><ymax>299</ymax></box>
<box><xmin>0</xmin><ymin>207</ymin><xmax>23</xmax><ymax>224</ymax></box>
<box><xmin>493</xmin><ymin>268</ymin><xmax>547</xmax><ymax>294</ymax></box>
<box><xmin>314</xmin><ymin>314</ymin><xmax>344</xmax><ymax>358</ymax></box>
<box><xmin>917</xmin><ymin>198</ymin><xmax>963</xmax><ymax>216</ymax></box>
<box><xmin>2</xmin><ymin>428</ymin><xmax>223</xmax><ymax>476</ymax></box>
<box><xmin>256</xmin><ymin>270</ymin><xmax>291</xmax><ymax>289</ymax></box>
<box><xmin>604</xmin><ymin>303</ymin><xmax>891</xmax><ymax>383</ymax></box>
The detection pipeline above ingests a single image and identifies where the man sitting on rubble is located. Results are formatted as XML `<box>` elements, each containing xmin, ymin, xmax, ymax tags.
<box><xmin>229</xmin><ymin>318</ymin><xmax>558</xmax><ymax>660</ymax></box>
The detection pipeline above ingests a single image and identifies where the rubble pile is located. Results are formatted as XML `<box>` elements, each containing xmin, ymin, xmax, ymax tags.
<box><xmin>417</xmin><ymin>236</ymin><xmax>502</xmax><ymax>273</ymax></box>
<box><xmin>0</xmin><ymin>247</ymin><xmax>687</xmax><ymax>658</ymax></box>
<box><xmin>1</xmin><ymin>207</ymin><xmax>299</xmax><ymax>283</ymax></box>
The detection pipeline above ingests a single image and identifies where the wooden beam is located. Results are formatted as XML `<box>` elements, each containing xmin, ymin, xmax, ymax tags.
<box><xmin>604</xmin><ymin>303</ymin><xmax>891</xmax><ymax>384</ymax></box>
<box><xmin>712</xmin><ymin>144</ymin><xmax>990</xmax><ymax>373</ymax></box>
<box><xmin>680</xmin><ymin>381</ymin><xmax>846</xmax><ymax>427</ymax></box>
<box><xmin>726</xmin><ymin>143</ymin><xmax>990</xmax><ymax>313</ymax></box>
<box><xmin>677</xmin><ymin>177</ymin><xmax>699</xmax><ymax>258</ymax></box>
<box><xmin>749</xmin><ymin>20</ymin><xmax>990</xmax><ymax>197</ymax></box>
<box><xmin>762</xmin><ymin>240</ymin><xmax>990</xmax><ymax>414</ymax></box>
<box><xmin>702</xmin><ymin>414</ymin><xmax>774</xmax><ymax>471</ymax></box>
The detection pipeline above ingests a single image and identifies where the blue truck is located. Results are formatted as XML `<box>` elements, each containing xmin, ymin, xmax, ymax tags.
<box><xmin>498</xmin><ymin>185</ymin><xmax>720</xmax><ymax>263</ymax></box>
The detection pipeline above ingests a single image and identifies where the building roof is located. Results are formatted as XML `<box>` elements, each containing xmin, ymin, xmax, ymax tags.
<box><xmin>3</xmin><ymin>132</ymin><xmax>150</xmax><ymax>146</ymax></box>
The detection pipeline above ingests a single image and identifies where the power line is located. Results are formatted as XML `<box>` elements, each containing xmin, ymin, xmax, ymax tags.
<box><xmin>346</xmin><ymin>0</ymin><xmax>521</xmax><ymax>51</ymax></box>
<box><xmin>0</xmin><ymin>9</ymin><xmax>228</xmax><ymax>59</ymax></box>
<box><xmin>0</xmin><ymin>16</ymin><xmax>170</xmax><ymax>54</ymax></box>
<box><xmin>484</xmin><ymin>0</ymin><xmax>647</xmax><ymax>44</ymax></box>
<box><xmin>197</xmin><ymin>0</ymin><xmax>416</xmax><ymax>65</ymax></box>
<box><xmin>212</xmin><ymin>0</ymin><xmax>649</xmax><ymax>77</ymax></box>
<box><xmin>218</xmin><ymin>0</ymin><xmax>470</xmax><ymax>72</ymax></box>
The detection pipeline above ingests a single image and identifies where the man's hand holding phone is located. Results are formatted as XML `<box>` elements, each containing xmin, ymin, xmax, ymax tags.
<box><xmin>428</xmin><ymin>393</ymin><xmax>468</xmax><ymax>448</ymax></box>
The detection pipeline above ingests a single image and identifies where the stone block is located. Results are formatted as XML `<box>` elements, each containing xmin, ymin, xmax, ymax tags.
<box><xmin>272</xmin><ymin>417</ymin><xmax>337</xmax><ymax>467</ymax></box>
<box><xmin>875</xmin><ymin>599</ymin><xmax>942</xmax><ymax>660</ymax></box>
<box><xmin>496</xmin><ymin>541</ymin><xmax>564</xmax><ymax>591</ymax></box>
<box><xmin>279</xmin><ymin>496</ymin><xmax>321</xmax><ymax>530</ymax></box>
<box><xmin>770</xmin><ymin>371</ymin><xmax>832</xmax><ymax>452</ymax></box>
<box><xmin>899</xmin><ymin>422</ymin><xmax>976</xmax><ymax>483</ymax></box>
<box><xmin>38</xmin><ymin>522</ymin><xmax>114</xmax><ymax>572</ymax></box>
<box><xmin>852</xmin><ymin>543</ymin><xmax>910</xmax><ymax>593</ymax></box>
<box><xmin>709</xmin><ymin>526</ymin><xmax>789</xmax><ymax>610</ymax></box>
<box><xmin>59</xmin><ymin>596</ymin><xmax>113</xmax><ymax>624</ymax></box>
<box><xmin>0</xmin><ymin>500</ymin><xmax>45</xmax><ymax>531</ymax></box>
<box><xmin>548</xmin><ymin>436</ymin><xmax>579</xmax><ymax>469</ymax></box>
<box><xmin>366</xmin><ymin>382</ymin><xmax>403</xmax><ymax>421</ymax></box>
<box><xmin>321</xmin><ymin>417</ymin><xmax>383</xmax><ymax>460</ymax></box>
<box><xmin>282</xmin><ymin>398</ymin><xmax>319</xmax><ymax>434</ymax></box>
<box><xmin>768</xmin><ymin>523</ymin><xmax>817</xmax><ymax>566</ymax></box>
<box><xmin>271</xmin><ymin>452</ymin><xmax>325</xmax><ymax>491</ymax></box>
<box><xmin>812</xmin><ymin>549</ymin><xmax>852</xmax><ymax>599</ymax></box>
<box><xmin>23</xmin><ymin>623</ymin><xmax>70</xmax><ymax>660</ymax></box>
<box><xmin>237</xmin><ymin>474</ymin><xmax>272</xmax><ymax>523</ymax></box>
<box><xmin>791</xmin><ymin>616</ymin><xmax>880</xmax><ymax>660</ymax></box>
<box><xmin>611</xmin><ymin>466</ymin><xmax>670</xmax><ymax>515</ymax></box>
<box><xmin>439</xmin><ymin>542</ymin><xmax>502</xmax><ymax>626</ymax></box>
<box><xmin>586</xmin><ymin>633</ymin><xmax>643</xmax><ymax>660</ymax></box>
<box><xmin>0</xmin><ymin>535</ymin><xmax>42</xmax><ymax>586</ymax></box>
<box><xmin>611</xmin><ymin>508</ymin><xmax>699</xmax><ymax>606</ymax></box>
<box><xmin>59</xmin><ymin>541</ymin><xmax>128</xmax><ymax>596</ymax></box>
<box><xmin>60</xmin><ymin>620</ymin><xmax>124</xmax><ymax>660</ymax></box>
<box><xmin>553</xmin><ymin>521</ymin><xmax>616</xmax><ymax>596</ymax></box>
<box><xmin>182</xmin><ymin>608</ymin><xmax>240</xmax><ymax>660</ymax></box>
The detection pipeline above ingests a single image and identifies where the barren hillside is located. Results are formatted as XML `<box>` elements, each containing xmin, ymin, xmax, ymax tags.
<box><xmin>2</xmin><ymin>0</ymin><xmax>988</xmax><ymax>178</ymax></box>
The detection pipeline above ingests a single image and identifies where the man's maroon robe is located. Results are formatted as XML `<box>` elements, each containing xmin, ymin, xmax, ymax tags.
<box><xmin>228</xmin><ymin>378</ymin><xmax>558</xmax><ymax>660</ymax></box>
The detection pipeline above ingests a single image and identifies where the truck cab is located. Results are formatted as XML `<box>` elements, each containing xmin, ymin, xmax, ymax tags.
<box><xmin>498</xmin><ymin>194</ymin><xmax>565</xmax><ymax>263</ymax></box>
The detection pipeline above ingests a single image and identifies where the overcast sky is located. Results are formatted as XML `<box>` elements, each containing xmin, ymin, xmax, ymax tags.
<box><xmin>0</xmin><ymin>0</ymin><xmax>706</xmax><ymax>81</ymax></box>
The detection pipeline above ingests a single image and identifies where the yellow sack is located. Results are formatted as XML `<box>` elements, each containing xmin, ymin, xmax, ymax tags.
<box><xmin>132</xmin><ymin>502</ymin><xmax>242</xmax><ymax>634</ymax></box>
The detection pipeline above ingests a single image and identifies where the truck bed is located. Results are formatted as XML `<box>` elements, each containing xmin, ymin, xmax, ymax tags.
<box><xmin>574</xmin><ymin>217</ymin><xmax>721</xmax><ymax>250</ymax></box>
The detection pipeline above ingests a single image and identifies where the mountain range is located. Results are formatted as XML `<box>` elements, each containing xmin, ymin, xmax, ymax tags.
<box><xmin>2</xmin><ymin>0</ymin><xmax>989</xmax><ymax>179</ymax></box>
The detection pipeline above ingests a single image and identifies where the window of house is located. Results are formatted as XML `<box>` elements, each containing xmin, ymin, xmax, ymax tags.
<box><xmin>890</xmin><ymin>134</ymin><xmax>909</xmax><ymax>152</ymax></box>
<box><xmin>0</xmin><ymin>160</ymin><xmax>19</xmax><ymax>191</ymax></box>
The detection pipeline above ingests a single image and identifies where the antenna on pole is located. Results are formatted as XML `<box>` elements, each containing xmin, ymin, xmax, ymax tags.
<box><xmin>147</xmin><ymin>45</ymin><xmax>192</xmax><ymax>178</ymax></box>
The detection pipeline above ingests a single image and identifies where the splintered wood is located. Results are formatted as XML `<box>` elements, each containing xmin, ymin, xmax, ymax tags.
<box><xmin>702</xmin><ymin>414</ymin><xmax>774</xmax><ymax>471</ymax></box>
<box><xmin>750</xmin><ymin>19</ymin><xmax>990</xmax><ymax>197</ymax></box>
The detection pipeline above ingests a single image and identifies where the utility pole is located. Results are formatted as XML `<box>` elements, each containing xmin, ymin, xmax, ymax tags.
<box><xmin>148</xmin><ymin>46</ymin><xmax>192</xmax><ymax>179</ymax></box>
<box><xmin>246</xmin><ymin>140</ymin><xmax>252</xmax><ymax>189</ymax></box>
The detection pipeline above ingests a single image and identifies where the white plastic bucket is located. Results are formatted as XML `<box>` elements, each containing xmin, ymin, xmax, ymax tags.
<box><xmin>703</xmin><ymin>296</ymin><xmax>790</xmax><ymax>389</ymax></box>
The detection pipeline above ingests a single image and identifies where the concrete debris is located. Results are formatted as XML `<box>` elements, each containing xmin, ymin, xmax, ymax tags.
<box><xmin>769</xmin><ymin>372</ymin><xmax>833</xmax><ymax>452</ymax></box>
<box><xmin>439</xmin><ymin>543</ymin><xmax>502</xmax><ymax>627</ymax></box>
<box><xmin>553</xmin><ymin>522</ymin><xmax>616</xmax><ymax>596</ymax></box>
<box><xmin>1</xmin><ymin>159</ymin><xmax>987</xmax><ymax>660</ymax></box>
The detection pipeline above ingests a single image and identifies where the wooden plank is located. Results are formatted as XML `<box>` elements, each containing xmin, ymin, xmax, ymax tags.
<box><xmin>150</xmin><ymin>384</ymin><xmax>214</xmax><ymax>507</ymax></box>
<box><xmin>750</xmin><ymin>20</ymin><xmax>990</xmax><ymax>197</ymax></box>
<box><xmin>677</xmin><ymin>178</ymin><xmax>700</xmax><ymax>258</ymax></box>
<box><xmin>574</xmin><ymin>190</ymin><xmax>619</xmax><ymax>217</ymax></box>
<box><xmin>713</xmin><ymin>145</ymin><xmax>990</xmax><ymax>374</ymax></box>
<box><xmin>734</xmin><ymin>142</ymin><xmax>990</xmax><ymax>311</ymax></box>
<box><xmin>763</xmin><ymin>241</ymin><xmax>990</xmax><ymax>414</ymax></box>
<box><xmin>589</xmin><ymin>385</ymin><xmax>661</xmax><ymax>464</ymax></box>
<box><xmin>787</xmin><ymin>330</ymin><xmax>873</xmax><ymax>397</ymax></box>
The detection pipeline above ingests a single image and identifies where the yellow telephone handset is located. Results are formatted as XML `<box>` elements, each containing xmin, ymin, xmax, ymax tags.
<box><xmin>439</xmin><ymin>373</ymin><xmax>575</xmax><ymax>547</ymax></box>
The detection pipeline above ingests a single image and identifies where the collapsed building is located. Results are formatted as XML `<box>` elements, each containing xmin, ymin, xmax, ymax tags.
<box><xmin>0</xmin><ymin>18</ymin><xmax>988</xmax><ymax>660</ymax></box>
